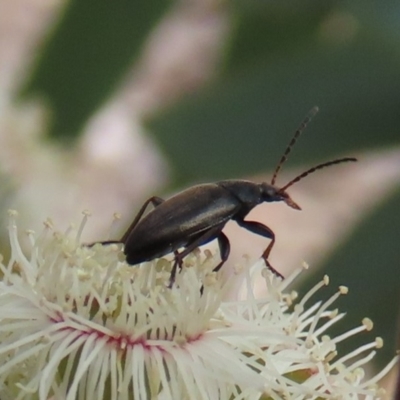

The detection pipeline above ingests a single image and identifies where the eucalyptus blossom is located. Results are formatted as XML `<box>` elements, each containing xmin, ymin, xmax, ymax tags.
<box><xmin>0</xmin><ymin>211</ymin><xmax>396</xmax><ymax>400</ymax></box>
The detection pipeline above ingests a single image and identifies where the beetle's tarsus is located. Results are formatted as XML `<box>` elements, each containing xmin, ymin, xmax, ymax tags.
<box><xmin>260</xmin><ymin>237</ymin><xmax>284</xmax><ymax>279</ymax></box>
<box><xmin>263</xmin><ymin>257</ymin><xmax>284</xmax><ymax>280</ymax></box>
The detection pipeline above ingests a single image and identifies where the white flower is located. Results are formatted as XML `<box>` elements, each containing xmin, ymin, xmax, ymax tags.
<box><xmin>0</xmin><ymin>210</ymin><xmax>396</xmax><ymax>400</ymax></box>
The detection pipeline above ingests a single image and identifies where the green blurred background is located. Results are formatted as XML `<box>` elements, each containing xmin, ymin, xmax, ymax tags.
<box><xmin>1</xmin><ymin>0</ymin><xmax>399</xmax><ymax>372</ymax></box>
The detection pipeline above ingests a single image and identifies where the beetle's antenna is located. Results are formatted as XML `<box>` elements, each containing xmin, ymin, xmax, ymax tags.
<box><xmin>271</xmin><ymin>106</ymin><xmax>319</xmax><ymax>186</ymax></box>
<box><xmin>279</xmin><ymin>157</ymin><xmax>357</xmax><ymax>192</ymax></box>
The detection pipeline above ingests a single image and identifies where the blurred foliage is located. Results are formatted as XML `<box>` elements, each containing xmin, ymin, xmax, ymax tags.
<box><xmin>301</xmin><ymin>188</ymin><xmax>400</xmax><ymax>368</ymax></box>
<box><xmin>22</xmin><ymin>0</ymin><xmax>171</xmax><ymax>140</ymax></box>
<box><xmin>149</xmin><ymin>1</ymin><xmax>400</xmax><ymax>184</ymax></box>
<box><xmin>9</xmin><ymin>0</ymin><xmax>400</xmax><ymax>370</ymax></box>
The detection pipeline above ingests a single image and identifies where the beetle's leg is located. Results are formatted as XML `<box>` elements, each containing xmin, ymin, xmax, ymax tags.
<box><xmin>190</xmin><ymin>232</ymin><xmax>231</xmax><ymax>295</ymax></box>
<box><xmin>86</xmin><ymin>197</ymin><xmax>164</xmax><ymax>248</ymax></box>
<box><xmin>235</xmin><ymin>219</ymin><xmax>283</xmax><ymax>279</ymax></box>
<box><xmin>168</xmin><ymin>225</ymin><xmax>225</xmax><ymax>288</ymax></box>
<box><xmin>120</xmin><ymin>196</ymin><xmax>164</xmax><ymax>243</ymax></box>
<box><xmin>214</xmin><ymin>232</ymin><xmax>230</xmax><ymax>273</ymax></box>
<box><xmin>169</xmin><ymin>251</ymin><xmax>181</xmax><ymax>289</ymax></box>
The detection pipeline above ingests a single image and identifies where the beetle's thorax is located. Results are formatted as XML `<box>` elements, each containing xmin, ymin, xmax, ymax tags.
<box><xmin>217</xmin><ymin>180</ymin><xmax>264</xmax><ymax>209</ymax></box>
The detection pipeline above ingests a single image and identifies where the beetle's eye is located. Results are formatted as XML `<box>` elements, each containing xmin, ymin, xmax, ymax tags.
<box><xmin>266</xmin><ymin>188</ymin><xmax>276</xmax><ymax>197</ymax></box>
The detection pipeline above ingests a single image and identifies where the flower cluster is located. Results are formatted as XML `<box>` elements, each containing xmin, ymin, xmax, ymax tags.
<box><xmin>0</xmin><ymin>211</ymin><xmax>396</xmax><ymax>400</ymax></box>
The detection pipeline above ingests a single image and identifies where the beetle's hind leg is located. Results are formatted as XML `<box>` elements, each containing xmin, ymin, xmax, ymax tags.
<box><xmin>85</xmin><ymin>196</ymin><xmax>165</xmax><ymax>248</ymax></box>
<box><xmin>120</xmin><ymin>196</ymin><xmax>164</xmax><ymax>243</ymax></box>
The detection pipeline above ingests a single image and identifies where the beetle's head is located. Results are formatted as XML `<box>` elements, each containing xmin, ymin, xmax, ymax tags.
<box><xmin>260</xmin><ymin>183</ymin><xmax>301</xmax><ymax>210</ymax></box>
<box><xmin>262</xmin><ymin>107</ymin><xmax>357</xmax><ymax>211</ymax></box>
<box><xmin>264</xmin><ymin>158</ymin><xmax>358</xmax><ymax>211</ymax></box>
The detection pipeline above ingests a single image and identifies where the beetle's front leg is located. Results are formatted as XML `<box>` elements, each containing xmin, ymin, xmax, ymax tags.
<box><xmin>235</xmin><ymin>219</ymin><xmax>284</xmax><ymax>279</ymax></box>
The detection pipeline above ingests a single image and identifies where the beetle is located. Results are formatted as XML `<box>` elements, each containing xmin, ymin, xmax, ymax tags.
<box><xmin>100</xmin><ymin>107</ymin><xmax>356</xmax><ymax>285</ymax></box>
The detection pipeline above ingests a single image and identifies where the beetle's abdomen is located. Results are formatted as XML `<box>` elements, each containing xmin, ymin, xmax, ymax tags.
<box><xmin>123</xmin><ymin>184</ymin><xmax>242</xmax><ymax>264</ymax></box>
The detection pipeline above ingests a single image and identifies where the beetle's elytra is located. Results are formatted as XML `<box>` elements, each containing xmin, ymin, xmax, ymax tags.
<box><xmin>100</xmin><ymin>107</ymin><xmax>356</xmax><ymax>286</ymax></box>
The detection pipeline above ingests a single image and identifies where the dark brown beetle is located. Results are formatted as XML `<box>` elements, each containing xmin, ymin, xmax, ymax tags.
<box><xmin>101</xmin><ymin>107</ymin><xmax>356</xmax><ymax>285</ymax></box>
